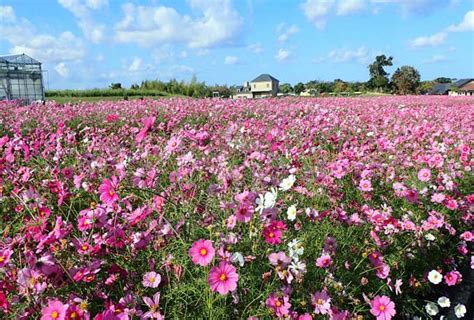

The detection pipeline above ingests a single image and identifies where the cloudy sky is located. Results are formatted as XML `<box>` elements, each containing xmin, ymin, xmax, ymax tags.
<box><xmin>0</xmin><ymin>0</ymin><xmax>473</xmax><ymax>89</ymax></box>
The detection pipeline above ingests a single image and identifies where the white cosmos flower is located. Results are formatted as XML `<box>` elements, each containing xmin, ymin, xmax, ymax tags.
<box><xmin>231</xmin><ymin>252</ymin><xmax>244</xmax><ymax>267</ymax></box>
<box><xmin>279</xmin><ymin>175</ymin><xmax>296</xmax><ymax>191</ymax></box>
<box><xmin>425</xmin><ymin>302</ymin><xmax>439</xmax><ymax>316</ymax></box>
<box><xmin>454</xmin><ymin>304</ymin><xmax>466</xmax><ymax>318</ymax></box>
<box><xmin>425</xmin><ymin>233</ymin><xmax>435</xmax><ymax>241</ymax></box>
<box><xmin>255</xmin><ymin>188</ymin><xmax>277</xmax><ymax>213</ymax></box>
<box><xmin>437</xmin><ymin>296</ymin><xmax>450</xmax><ymax>308</ymax></box>
<box><xmin>287</xmin><ymin>205</ymin><xmax>297</xmax><ymax>221</ymax></box>
<box><xmin>428</xmin><ymin>270</ymin><xmax>443</xmax><ymax>284</ymax></box>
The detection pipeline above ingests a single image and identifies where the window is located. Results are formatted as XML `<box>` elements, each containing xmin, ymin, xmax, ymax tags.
<box><xmin>253</xmin><ymin>84</ymin><xmax>256</xmax><ymax>88</ymax></box>
<box><xmin>267</xmin><ymin>83</ymin><xmax>269</xmax><ymax>88</ymax></box>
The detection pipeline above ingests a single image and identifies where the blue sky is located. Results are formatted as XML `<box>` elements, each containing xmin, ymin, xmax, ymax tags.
<box><xmin>0</xmin><ymin>0</ymin><xmax>473</xmax><ymax>89</ymax></box>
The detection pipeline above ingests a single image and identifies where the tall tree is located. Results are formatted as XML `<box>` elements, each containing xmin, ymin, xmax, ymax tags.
<box><xmin>391</xmin><ymin>65</ymin><xmax>421</xmax><ymax>95</ymax></box>
<box><xmin>368</xmin><ymin>55</ymin><xmax>393</xmax><ymax>92</ymax></box>
<box><xmin>279</xmin><ymin>83</ymin><xmax>293</xmax><ymax>94</ymax></box>
<box><xmin>433</xmin><ymin>77</ymin><xmax>452</xmax><ymax>83</ymax></box>
<box><xmin>294</xmin><ymin>82</ymin><xmax>305</xmax><ymax>95</ymax></box>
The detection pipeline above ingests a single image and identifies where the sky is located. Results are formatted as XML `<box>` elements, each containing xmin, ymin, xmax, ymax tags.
<box><xmin>0</xmin><ymin>0</ymin><xmax>473</xmax><ymax>89</ymax></box>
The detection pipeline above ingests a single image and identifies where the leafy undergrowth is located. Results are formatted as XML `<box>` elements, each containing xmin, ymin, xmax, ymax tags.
<box><xmin>0</xmin><ymin>96</ymin><xmax>473</xmax><ymax>319</ymax></box>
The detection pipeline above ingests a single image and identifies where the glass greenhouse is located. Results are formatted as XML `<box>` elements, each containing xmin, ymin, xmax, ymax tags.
<box><xmin>0</xmin><ymin>53</ymin><xmax>45</xmax><ymax>103</ymax></box>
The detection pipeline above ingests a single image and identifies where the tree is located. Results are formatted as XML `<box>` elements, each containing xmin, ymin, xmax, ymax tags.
<box><xmin>333</xmin><ymin>79</ymin><xmax>348</xmax><ymax>94</ymax></box>
<box><xmin>417</xmin><ymin>81</ymin><xmax>434</xmax><ymax>94</ymax></box>
<box><xmin>279</xmin><ymin>83</ymin><xmax>293</xmax><ymax>94</ymax></box>
<box><xmin>391</xmin><ymin>65</ymin><xmax>421</xmax><ymax>95</ymax></box>
<box><xmin>294</xmin><ymin>82</ymin><xmax>305</xmax><ymax>95</ymax></box>
<box><xmin>433</xmin><ymin>77</ymin><xmax>452</xmax><ymax>83</ymax></box>
<box><xmin>368</xmin><ymin>55</ymin><xmax>393</xmax><ymax>92</ymax></box>
<box><xmin>109</xmin><ymin>83</ymin><xmax>122</xmax><ymax>90</ymax></box>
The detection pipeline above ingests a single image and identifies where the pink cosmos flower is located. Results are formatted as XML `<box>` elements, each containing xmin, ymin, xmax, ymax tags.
<box><xmin>417</xmin><ymin>168</ymin><xmax>431</xmax><ymax>182</ymax></box>
<box><xmin>370</xmin><ymin>295</ymin><xmax>396</xmax><ymax>320</ymax></box>
<box><xmin>359</xmin><ymin>179</ymin><xmax>373</xmax><ymax>192</ymax></box>
<box><xmin>189</xmin><ymin>239</ymin><xmax>215</xmax><ymax>266</ymax></box>
<box><xmin>142</xmin><ymin>271</ymin><xmax>161</xmax><ymax>288</ymax></box>
<box><xmin>316</xmin><ymin>254</ymin><xmax>333</xmax><ymax>268</ymax></box>
<box><xmin>311</xmin><ymin>290</ymin><xmax>331</xmax><ymax>315</ymax></box>
<box><xmin>235</xmin><ymin>204</ymin><xmax>254</xmax><ymax>223</ymax></box>
<box><xmin>143</xmin><ymin>292</ymin><xmax>164</xmax><ymax>319</ymax></box>
<box><xmin>444</xmin><ymin>270</ymin><xmax>462</xmax><ymax>286</ymax></box>
<box><xmin>98</xmin><ymin>177</ymin><xmax>119</xmax><ymax>205</ymax></box>
<box><xmin>266</xmin><ymin>292</ymin><xmax>291</xmax><ymax>318</ymax></box>
<box><xmin>208</xmin><ymin>261</ymin><xmax>239</xmax><ymax>295</ymax></box>
<box><xmin>460</xmin><ymin>231</ymin><xmax>473</xmax><ymax>242</ymax></box>
<box><xmin>431</xmin><ymin>193</ymin><xmax>445</xmax><ymax>203</ymax></box>
<box><xmin>41</xmin><ymin>300</ymin><xmax>68</xmax><ymax>320</ymax></box>
<box><xmin>0</xmin><ymin>249</ymin><xmax>13</xmax><ymax>268</ymax></box>
<box><xmin>298</xmin><ymin>313</ymin><xmax>312</xmax><ymax>320</ymax></box>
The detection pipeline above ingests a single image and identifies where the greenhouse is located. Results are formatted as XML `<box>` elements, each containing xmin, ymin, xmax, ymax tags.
<box><xmin>0</xmin><ymin>53</ymin><xmax>45</xmax><ymax>103</ymax></box>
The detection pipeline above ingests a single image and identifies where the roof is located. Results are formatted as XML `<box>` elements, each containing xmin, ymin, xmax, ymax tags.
<box><xmin>0</xmin><ymin>53</ymin><xmax>41</xmax><ymax>65</ymax></box>
<box><xmin>454</xmin><ymin>78</ymin><xmax>473</xmax><ymax>88</ymax></box>
<box><xmin>251</xmin><ymin>74</ymin><xmax>279</xmax><ymax>83</ymax></box>
<box><xmin>429</xmin><ymin>83</ymin><xmax>450</xmax><ymax>95</ymax></box>
<box><xmin>459</xmin><ymin>82</ymin><xmax>474</xmax><ymax>91</ymax></box>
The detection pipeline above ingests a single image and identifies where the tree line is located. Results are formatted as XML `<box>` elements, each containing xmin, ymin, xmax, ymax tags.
<box><xmin>46</xmin><ymin>55</ymin><xmax>453</xmax><ymax>98</ymax></box>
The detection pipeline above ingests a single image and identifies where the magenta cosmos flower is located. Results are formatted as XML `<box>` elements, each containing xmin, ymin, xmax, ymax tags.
<box><xmin>208</xmin><ymin>261</ymin><xmax>239</xmax><ymax>295</ymax></box>
<box><xmin>370</xmin><ymin>295</ymin><xmax>396</xmax><ymax>320</ymax></box>
<box><xmin>189</xmin><ymin>239</ymin><xmax>215</xmax><ymax>266</ymax></box>
<box><xmin>98</xmin><ymin>177</ymin><xmax>119</xmax><ymax>205</ymax></box>
<box><xmin>142</xmin><ymin>271</ymin><xmax>161</xmax><ymax>288</ymax></box>
<box><xmin>41</xmin><ymin>300</ymin><xmax>68</xmax><ymax>320</ymax></box>
<box><xmin>266</xmin><ymin>292</ymin><xmax>291</xmax><ymax>318</ymax></box>
<box><xmin>0</xmin><ymin>249</ymin><xmax>13</xmax><ymax>268</ymax></box>
<box><xmin>316</xmin><ymin>254</ymin><xmax>333</xmax><ymax>268</ymax></box>
<box><xmin>417</xmin><ymin>168</ymin><xmax>431</xmax><ymax>182</ymax></box>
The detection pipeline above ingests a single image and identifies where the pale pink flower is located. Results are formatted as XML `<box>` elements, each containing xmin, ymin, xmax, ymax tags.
<box><xmin>40</xmin><ymin>300</ymin><xmax>68</xmax><ymax>320</ymax></box>
<box><xmin>208</xmin><ymin>262</ymin><xmax>239</xmax><ymax>295</ymax></box>
<box><xmin>370</xmin><ymin>295</ymin><xmax>396</xmax><ymax>320</ymax></box>
<box><xmin>142</xmin><ymin>271</ymin><xmax>161</xmax><ymax>288</ymax></box>
<box><xmin>189</xmin><ymin>239</ymin><xmax>215</xmax><ymax>266</ymax></box>
<box><xmin>418</xmin><ymin>168</ymin><xmax>431</xmax><ymax>182</ymax></box>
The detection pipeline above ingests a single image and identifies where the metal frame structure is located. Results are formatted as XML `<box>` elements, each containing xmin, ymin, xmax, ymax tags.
<box><xmin>0</xmin><ymin>53</ymin><xmax>45</xmax><ymax>103</ymax></box>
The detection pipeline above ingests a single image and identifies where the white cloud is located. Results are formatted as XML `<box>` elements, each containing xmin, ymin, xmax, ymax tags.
<box><xmin>337</xmin><ymin>0</ymin><xmax>365</xmax><ymax>15</ymax></box>
<box><xmin>114</xmin><ymin>0</ymin><xmax>243</xmax><ymax>49</ymax></box>
<box><xmin>277</xmin><ymin>24</ymin><xmax>299</xmax><ymax>42</ymax></box>
<box><xmin>224</xmin><ymin>56</ymin><xmax>239</xmax><ymax>65</ymax></box>
<box><xmin>301</xmin><ymin>0</ymin><xmax>335</xmax><ymax>30</ymax></box>
<box><xmin>328</xmin><ymin>46</ymin><xmax>370</xmax><ymax>62</ymax></box>
<box><xmin>275</xmin><ymin>49</ymin><xmax>292</xmax><ymax>61</ymax></box>
<box><xmin>58</xmin><ymin>0</ymin><xmax>107</xmax><ymax>43</ymax></box>
<box><xmin>128</xmin><ymin>57</ymin><xmax>143</xmax><ymax>72</ymax></box>
<box><xmin>314</xmin><ymin>46</ymin><xmax>375</xmax><ymax>63</ymax></box>
<box><xmin>55</xmin><ymin>62</ymin><xmax>70</xmax><ymax>77</ymax></box>
<box><xmin>248</xmin><ymin>42</ymin><xmax>263</xmax><ymax>53</ymax></box>
<box><xmin>447</xmin><ymin>10</ymin><xmax>474</xmax><ymax>32</ymax></box>
<box><xmin>0</xmin><ymin>6</ymin><xmax>16</xmax><ymax>22</ymax></box>
<box><xmin>423</xmin><ymin>54</ymin><xmax>449</xmax><ymax>64</ymax></box>
<box><xmin>409</xmin><ymin>32</ymin><xmax>447</xmax><ymax>48</ymax></box>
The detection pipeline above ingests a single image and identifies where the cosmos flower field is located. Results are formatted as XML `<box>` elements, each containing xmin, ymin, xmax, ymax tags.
<box><xmin>0</xmin><ymin>96</ymin><xmax>473</xmax><ymax>319</ymax></box>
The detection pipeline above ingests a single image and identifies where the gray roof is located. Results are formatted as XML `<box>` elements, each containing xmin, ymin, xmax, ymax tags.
<box><xmin>454</xmin><ymin>78</ymin><xmax>473</xmax><ymax>87</ymax></box>
<box><xmin>251</xmin><ymin>74</ymin><xmax>279</xmax><ymax>83</ymax></box>
<box><xmin>429</xmin><ymin>83</ymin><xmax>450</xmax><ymax>95</ymax></box>
<box><xmin>0</xmin><ymin>53</ymin><xmax>41</xmax><ymax>65</ymax></box>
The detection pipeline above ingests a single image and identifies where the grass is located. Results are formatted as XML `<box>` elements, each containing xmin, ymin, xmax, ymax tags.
<box><xmin>47</xmin><ymin>94</ymin><xmax>185</xmax><ymax>104</ymax></box>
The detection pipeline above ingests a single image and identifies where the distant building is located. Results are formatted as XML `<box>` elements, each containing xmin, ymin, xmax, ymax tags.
<box><xmin>0</xmin><ymin>53</ymin><xmax>45</xmax><ymax>103</ymax></box>
<box><xmin>448</xmin><ymin>79</ymin><xmax>474</xmax><ymax>96</ymax></box>
<box><xmin>233</xmin><ymin>74</ymin><xmax>279</xmax><ymax>99</ymax></box>
<box><xmin>429</xmin><ymin>79</ymin><xmax>474</xmax><ymax>96</ymax></box>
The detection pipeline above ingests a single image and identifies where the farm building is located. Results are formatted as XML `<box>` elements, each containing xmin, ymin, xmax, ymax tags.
<box><xmin>0</xmin><ymin>53</ymin><xmax>45</xmax><ymax>103</ymax></box>
<box><xmin>234</xmin><ymin>74</ymin><xmax>279</xmax><ymax>99</ymax></box>
<box><xmin>430</xmin><ymin>79</ymin><xmax>474</xmax><ymax>96</ymax></box>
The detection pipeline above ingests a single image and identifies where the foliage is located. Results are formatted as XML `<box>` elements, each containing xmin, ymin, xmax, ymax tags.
<box><xmin>368</xmin><ymin>55</ymin><xmax>394</xmax><ymax>92</ymax></box>
<box><xmin>391</xmin><ymin>66</ymin><xmax>421</xmax><ymax>95</ymax></box>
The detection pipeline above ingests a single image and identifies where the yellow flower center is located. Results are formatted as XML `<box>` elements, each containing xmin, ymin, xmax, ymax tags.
<box><xmin>0</xmin><ymin>257</ymin><xmax>4</xmax><ymax>262</ymax></box>
<box><xmin>51</xmin><ymin>311</ymin><xmax>59</xmax><ymax>319</ymax></box>
<box><xmin>379</xmin><ymin>305</ymin><xmax>385</xmax><ymax>311</ymax></box>
<box><xmin>317</xmin><ymin>298</ymin><xmax>323</xmax><ymax>305</ymax></box>
<box><xmin>219</xmin><ymin>273</ymin><xmax>227</xmax><ymax>281</ymax></box>
<box><xmin>81</xmin><ymin>244</ymin><xmax>88</xmax><ymax>251</ymax></box>
<box><xmin>269</xmin><ymin>232</ymin><xmax>274</xmax><ymax>238</ymax></box>
<box><xmin>275</xmin><ymin>300</ymin><xmax>282</xmax><ymax>307</ymax></box>
<box><xmin>70</xmin><ymin>312</ymin><xmax>78</xmax><ymax>319</ymax></box>
<box><xmin>108</xmin><ymin>190</ymin><xmax>115</xmax><ymax>196</ymax></box>
<box><xmin>200</xmin><ymin>248</ymin><xmax>207</xmax><ymax>256</ymax></box>
<box><xmin>149</xmin><ymin>277</ymin><xmax>155</xmax><ymax>283</ymax></box>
